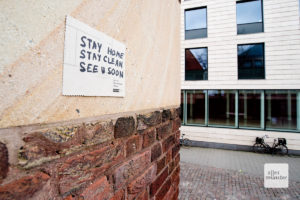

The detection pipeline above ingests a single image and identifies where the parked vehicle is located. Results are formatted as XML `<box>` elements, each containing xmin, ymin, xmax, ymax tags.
<box><xmin>253</xmin><ymin>135</ymin><xmax>288</xmax><ymax>155</ymax></box>
<box><xmin>180</xmin><ymin>133</ymin><xmax>191</xmax><ymax>147</ymax></box>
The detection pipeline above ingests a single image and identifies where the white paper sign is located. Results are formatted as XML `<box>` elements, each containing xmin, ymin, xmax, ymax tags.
<box><xmin>63</xmin><ymin>16</ymin><xmax>126</xmax><ymax>97</ymax></box>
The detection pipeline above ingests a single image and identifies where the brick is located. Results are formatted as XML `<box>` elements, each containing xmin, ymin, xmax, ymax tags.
<box><xmin>172</xmin><ymin>118</ymin><xmax>181</xmax><ymax>132</ymax></box>
<box><xmin>142</xmin><ymin>128</ymin><xmax>156</xmax><ymax>148</ymax></box>
<box><xmin>171</xmin><ymin>167</ymin><xmax>180</xmax><ymax>187</ymax></box>
<box><xmin>137</xmin><ymin>111</ymin><xmax>162</xmax><ymax>131</ymax></box>
<box><xmin>113</xmin><ymin>150</ymin><xmax>151</xmax><ymax>188</ymax></box>
<box><xmin>151</xmin><ymin>143</ymin><xmax>162</xmax><ymax>162</ymax></box>
<box><xmin>80</xmin><ymin>176</ymin><xmax>113</xmax><ymax>200</ymax></box>
<box><xmin>171</xmin><ymin>188</ymin><xmax>179</xmax><ymax>200</ymax></box>
<box><xmin>162</xmin><ymin>109</ymin><xmax>171</xmax><ymax>122</ymax></box>
<box><xmin>169</xmin><ymin>161</ymin><xmax>176</xmax><ymax>174</ymax></box>
<box><xmin>155</xmin><ymin>178</ymin><xmax>171</xmax><ymax>200</ymax></box>
<box><xmin>166</xmin><ymin>149</ymin><xmax>172</xmax><ymax>164</ymax></box>
<box><xmin>162</xmin><ymin>185</ymin><xmax>176</xmax><ymax>200</ymax></box>
<box><xmin>0</xmin><ymin>172</ymin><xmax>50</xmax><ymax>200</ymax></box>
<box><xmin>0</xmin><ymin>142</ymin><xmax>8</xmax><ymax>181</ymax></box>
<box><xmin>59</xmin><ymin>142</ymin><xmax>124</xmax><ymax>194</ymax></box>
<box><xmin>114</xmin><ymin>116</ymin><xmax>135</xmax><ymax>138</ymax></box>
<box><xmin>175</xmin><ymin>153</ymin><xmax>180</xmax><ymax>165</ymax></box>
<box><xmin>150</xmin><ymin>167</ymin><xmax>168</xmax><ymax>196</ymax></box>
<box><xmin>172</xmin><ymin>144</ymin><xmax>180</xmax><ymax>158</ymax></box>
<box><xmin>156</xmin><ymin>122</ymin><xmax>172</xmax><ymax>140</ymax></box>
<box><xmin>128</xmin><ymin>165</ymin><xmax>157</xmax><ymax>194</ymax></box>
<box><xmin>110</xmin><ymin>189</ymin><xmax>125</xmax><ymax>200</ymax></box>
<box><xmin>162</xmin><ymin>135</ymin><xmax>175</xmax><ymax>153</ymax></box>
<box><xmin>135</xmin><ymin>189</ymin><xmax>148</xmax><ymax>200</ymax></box>
<box><xmin>156</xmin><ymin>156</ymin><xmax>166</xmax><ymax>175</ymax></box>
<box><xmin>126</xmin><ymin>135</ymin><xmax>141</xmax><ymax>157</ymax></box>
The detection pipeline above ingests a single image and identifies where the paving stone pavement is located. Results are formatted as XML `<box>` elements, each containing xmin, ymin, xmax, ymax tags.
<box><xmin>179</xmin><ymin>147</ymin><xmax>300</xmax><ymax>200</ymax></box>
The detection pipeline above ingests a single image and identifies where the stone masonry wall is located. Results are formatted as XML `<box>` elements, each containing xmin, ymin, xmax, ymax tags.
<box><xmin>0</xmin><ymin>107</ymin><xmax>181</xmax><ymax>200</ymax></box>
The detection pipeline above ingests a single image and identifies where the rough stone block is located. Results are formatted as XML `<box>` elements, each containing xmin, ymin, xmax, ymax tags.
<box><xmin>151</xmin><ymin>143</ymin><xmax>162</xmax><ymax>162</ymax></box>
<box><xmin>150</xmin><ymin>167</ymin><xmax>168</xmax><ymax>196</ymax></box>
<box><xmin>114</xmin><ymin>116</ymin><xmax>136</xmax><ymax>138</ymax></box>
<box><xmin>162</xmin><ymin>109</ymin><xmax>171</xmax><ymax>122</ymax></box>
<box><xmin>79</xmin><ymin>176</ymin><xmax>113</xmax><ymax>200</ymax></box>
<box><xmin>0</xmin><ymin>142</ymin><xmax>9</xmax><ymax>182</ymax></box>
<box><xmin>162</xmin><ymin>135</ymin><xmax>175</xmax><ymax>153</ymax></box>
<box><xmin>0</xmin><ymin>172</ymin><xmax>50</xmax><ymax>200</ymax></box>
<box><xmin>126</xmin><ymin>135</ymin><xmax>142</xmax><ymax>157</ymax></box>
<box><xmin>113</xmin><ymin>150</ymin><xmax>151</xmax><ymax>188</ymax></box>
<box><xmin>137</xmin><ymin>111</ymin><xmax>162</xmax><ymax>131</ymax></box>
<box><xmin>128</xmin><ymin>164</ymin><xmax>156</xmax><ymax>194</ymax></box>
<box><xmin>142</xmin><ymin>128</ymin><xmax>156</xmax><ymax>148</ymax></box>
<box><xmin>170</xmin><ymin>108</ymin><xmax>181</xmax><ymax>120</ymax></box>
<box><xmin>156</xmin><ymin>122</ymin><xmax>172</xmax><ymax>140</ymax></box>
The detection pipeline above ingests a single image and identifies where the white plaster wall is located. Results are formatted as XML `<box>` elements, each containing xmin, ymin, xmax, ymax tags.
<box><xmin>0</xmin><ymin>0</ymin><xmax>181</xmax><ymax>128</ymax></box>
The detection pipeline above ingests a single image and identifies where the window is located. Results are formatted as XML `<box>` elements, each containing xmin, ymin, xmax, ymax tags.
<box><xmin>186</xmin><ymin>90</ymin><xmax>206</xmax><ymax>125</ymax></box>
<box><xmin>180</xmin><ymin>91</ymin><xmax>184</xmax><ymax>122</ymax></box>
<box><xmin>181</xmin><ymin>90</ymin><xmax>300</xmax><ymax>132</ymax></box>
<box><xmin>238</xmin><ymin>43</ymin><xmax>264</xmax><ymax>79</ymax></box>
<box><xmin>239</xmin><ymin>90</ymin><xmax>262</xmax><ymax>128</ymax></box>
<box><xmin>185</xmin><ymin>7</ymin><xmax>207</xmax><ymax>39</ymax></box>
<box><xmin>185</xmin><ymin>48</ymin><xmax>208</xmax><ymax>80</ymax></box>
<box><xmin>236</xmin><ymin>0</ymin><xmax>263</xmax><ymax>34</ymax></box>
<box><xmin>266</xmin><ymin>90</ymin><xmax>298</xmax><ymax>131</ymax></box>
<box><xmin>208</xmin><ymin>90</ymin><xmax>236</xmax><ymax>127</ymax></box>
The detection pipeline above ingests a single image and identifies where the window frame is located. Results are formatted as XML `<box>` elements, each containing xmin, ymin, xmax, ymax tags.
<box><xmin>185</xmin><ymin>47</ymin><xmax>209</xmax><ymax>81</ymax></box>
<box><xmin>236</xmin><ymin>0</ymin><xmax>264</xmax><ymax>34</ymax></box>
<box><xmin>184</xmin><ymin>6</ymin><xmax>208</xmax><ymax>40</ymax></box>
<box><xmin>237</xmin><ymin>42</ymin><xmax>265</xmax><ymax>80</ymax></box>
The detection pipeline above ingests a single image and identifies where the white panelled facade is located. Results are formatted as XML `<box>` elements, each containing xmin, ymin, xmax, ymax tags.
<box><xmin>181</xmin><ymin>0</ymin><xmax>300</xmax><ymax>151</ymax></box>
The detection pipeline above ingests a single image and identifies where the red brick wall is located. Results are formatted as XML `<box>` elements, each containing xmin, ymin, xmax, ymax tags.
<box><xmin>0</xmin><ymin>108</ymin><xmax>181</xmax><ymax>200</ymax></box>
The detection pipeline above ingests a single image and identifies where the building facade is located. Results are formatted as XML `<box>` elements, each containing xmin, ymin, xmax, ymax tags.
<box><xmin>180</xmin><ymin>0</ymin><xmax>300</xmax><ymax>153</ymax></box>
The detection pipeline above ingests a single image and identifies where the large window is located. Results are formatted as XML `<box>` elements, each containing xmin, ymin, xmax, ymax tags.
<box><xmin>185</xmin><ymin>7</ymin><xmax>207</xmax><ymax>40</ymax></box>
<box><xmin>185</xmin><ymin>48</ymin><xmax>208</xmax><ymax>80</ymax></box>
<box><xmin>238</xmin><ymin>43</ymin><xmax>264</xmax><ymax>79</ymax></box>
<box><xmin>186</xmin><ymin>90</ymin><xmax>206</xmax><ymax>125</ymax></box>
<box><xmin>208</xmin><ymin>90</ymin><xmax>236</xmax><ymax>127</ymax></box>
<box><xmin>181</xmin><ymin>90</ymin><xmax>300</xmax><ymax>133</ymax></box>
<box><xmin>236</xmin><ymin>0</ymin><xmax>263</xmax><ymax>34</ymax></box>
<box><xmin>266</xmin><ymin>91</ymin><xmax>298</xmax><ymax>131</ymax></box>
<box><xmin>239</xmin><ymin>90</ymin><xmax>262</xmax><ymax>129</ymax></box>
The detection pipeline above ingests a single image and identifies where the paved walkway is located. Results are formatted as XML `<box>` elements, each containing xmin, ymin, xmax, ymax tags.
<box><xmin>179</xmin><ymin>147</ymin><xmax>300</xmax><ymax>200</ymax></box>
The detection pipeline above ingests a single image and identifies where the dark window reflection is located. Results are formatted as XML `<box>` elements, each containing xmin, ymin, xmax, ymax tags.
<box><xmin>180</xmin><ymin>91</ymin><xmax>184</xmax><ymax>123</ymax></box>
<box><xmin>239</xmin><ymin>90</ymin><xmax>261</xmax><ymax>128</ymax></box>
<box><xmin>187</xmin><ymin>90</ymin><xmax>206</xmax><ymax>125</ymax></box>
<box><xmin>266</xmin><ymin>91</ymin><xmax>297</xmax><ymax>130</ymax></box>
<box><xmin>208</xmin><ymin>90</ymin><xmax>236</xmax><ymax>127</ymax></box>
<box><xmin>237</xmin><ymin>0</ymin><xmax>263</xmax><ymax>34</ymax></box>
<box><xmin>238</xmin><ymin>43</ymin><xmax>264</xmax><ymax>79</ymax></box>
<box><xmin>185</xmin><ymin>48</ymin><xmax>208</xmax><ymax>80</ymax></box>
<box><xmin>185</xmin><ymin>7</ymin><xmax>207</xmax><ymax>39</ymax></box>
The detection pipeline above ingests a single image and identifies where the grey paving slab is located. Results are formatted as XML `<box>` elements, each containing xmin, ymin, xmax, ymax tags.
<box><xmin>180</xmin><ymin>147</ymin><xmax>300</xmax><ymax>181</ymax></box>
